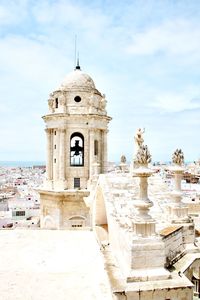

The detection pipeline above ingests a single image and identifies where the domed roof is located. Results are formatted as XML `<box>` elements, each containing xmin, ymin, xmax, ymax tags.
<box><xmin>61</xmin><ymin>66</ymin><xmax>96</xmax><ymax>90</ymax></box>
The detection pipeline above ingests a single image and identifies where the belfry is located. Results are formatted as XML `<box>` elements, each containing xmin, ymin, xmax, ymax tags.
<box><xmin>39</xmin><ymin>62</ymin><xmax>111</xmax><ymax>229</ymax></box>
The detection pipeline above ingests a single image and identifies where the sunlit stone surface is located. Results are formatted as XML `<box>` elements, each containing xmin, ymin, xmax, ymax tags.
<box><xmin>0</xmin><ymin>229</ymin><xmax>112</xmax><ymax>300</ymax></box>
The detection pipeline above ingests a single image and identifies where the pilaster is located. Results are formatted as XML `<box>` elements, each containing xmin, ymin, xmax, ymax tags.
<box><xmin>59</xmin><ymin>129</ymin><xmax>66</xmax><ymax>180</ymax></box>
<box><xmin>45</xmin><ymin>128</ymin><xmax>52</xmax><ymax>180</ymax></box>
<box><xmin>102</xmin><ymin>129</ymin><xmax>108</xmax><ymax>173</ymax></box>
<box><xmin>89</xmin><ymin>130</ymin><xmax>95</xmax><ymax>179</ymax></box>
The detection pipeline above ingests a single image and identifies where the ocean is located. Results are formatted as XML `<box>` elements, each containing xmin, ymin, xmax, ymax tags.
<box><xmin>0</xmin><ymin>161</ymin><xmax>45</xmax><ymax>168</ymax></box>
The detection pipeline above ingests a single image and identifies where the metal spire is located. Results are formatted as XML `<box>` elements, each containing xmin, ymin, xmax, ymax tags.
<box><xmin>74</xmin><ymin>35</ymin><xmax>81</xmax><ymax>70</ymax></box>
<box><xmin>75</xmin><ymin>52</ymin><xmax>81</xmax><ymax>70</ymax></box>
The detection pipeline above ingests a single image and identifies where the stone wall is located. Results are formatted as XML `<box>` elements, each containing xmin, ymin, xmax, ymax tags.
<box><xmin>39</xmin><ymin>190</ymin><xmax>90</xmax><ymax>229</ymax></box>
<box><xmin>161</xmin><ymin>226</ymin><xmax>184</xmax><ymax>267</ymax></box>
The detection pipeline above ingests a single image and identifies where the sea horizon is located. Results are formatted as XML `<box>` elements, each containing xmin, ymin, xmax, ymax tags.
<box><xmin>0</xmin><ymin>160</ymin><xmax>194</xmax><ymax>168</ymax></box>
<box><xmin>0</xmin><ymin>161</ymin><xmax>46</xmax><ymax>167</ymax></box>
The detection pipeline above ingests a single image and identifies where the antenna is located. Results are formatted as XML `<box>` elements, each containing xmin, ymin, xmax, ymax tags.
<box><xmin>77</xmin><ymin>51</ymin><xmax>80</xmax><ymax>67</ymax></box>
<box><xmin>74</xmin><ymin>34</ymin><xmax>77</xmax><ymax>69</ymax></box>
<box><xmin>74</xmin><ymin>37</ymin><xmax>81</xmax><ymax>70</ymax></box>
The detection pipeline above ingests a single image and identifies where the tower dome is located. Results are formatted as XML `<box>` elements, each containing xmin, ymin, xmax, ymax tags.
<box><xmin>40</xmin><ymin>60</ymin><xmax>112</xmax><ymax>230</ymax></box>
<box><xmin>61</xmin><ymin>66</ymin><xmax>96</xmax><ymax>91</ymax></box>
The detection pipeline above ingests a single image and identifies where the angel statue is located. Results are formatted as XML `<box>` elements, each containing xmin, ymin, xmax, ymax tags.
<box><xmin>134</xmin><ymin>128</ymin><xmax>145</xmax><ymax>149</ymax></box>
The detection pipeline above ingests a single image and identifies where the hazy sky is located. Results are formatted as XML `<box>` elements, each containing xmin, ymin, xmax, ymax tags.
<box><xmin>0</xmin><ymin>0</ymin><xmax>200</xmax><ymax>163</ymax></box>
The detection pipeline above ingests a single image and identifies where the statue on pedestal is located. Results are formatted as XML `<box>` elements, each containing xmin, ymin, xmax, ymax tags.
<box><xmin>134</xmin><ymin>128</ymin><xmax>145</xmax><ymax>150</ymax></box>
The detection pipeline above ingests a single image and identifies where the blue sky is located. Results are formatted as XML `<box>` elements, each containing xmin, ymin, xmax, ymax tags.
<box><xmin>0</xmin><ymin>0</ymin><xmax>200</xmax><ymax>163</ymax></box>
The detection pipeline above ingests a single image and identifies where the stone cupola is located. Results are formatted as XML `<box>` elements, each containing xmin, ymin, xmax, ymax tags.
<box><xmin>43</xmin><ymin>62</ymin><xmax>112</xmax><ymax>191</ymax></box>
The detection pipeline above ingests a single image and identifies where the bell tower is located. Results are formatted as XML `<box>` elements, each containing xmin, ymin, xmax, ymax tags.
<box><xmin>39</xmin><ymin>62</ymin><xmax>111</xmax><ymax>229</ymax></box>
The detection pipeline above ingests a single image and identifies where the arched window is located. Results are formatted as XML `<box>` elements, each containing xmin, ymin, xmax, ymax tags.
<box><xmin>69</xmin><ymin>215</ymin><xmax>86</xmax><ymax>228</ymax></box>
<box><xmin>55</xmin><ymin>98</ymin><xmax>58</xmax><ymax>108</ymax></box>
<box><xmin>94</xmin><ymin>140</ymin><xmax>98</xmax><ymax>156</ymax></box>
<box><xmin>70</xmin><ymin>132</ymin><xmax>84</xmax><ymax>166</ymax></box>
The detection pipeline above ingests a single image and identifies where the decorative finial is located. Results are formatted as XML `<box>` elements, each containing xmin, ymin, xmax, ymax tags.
<box><xmin>75</xmin><ymin>54</ymin><xmax>81</xmax><ymax>70</ymax></box>
<box><xmin>120</xmin><ymin>154</ymin><xmax>126</xmax><ymax>164</ymax></box>
<box><xmin>172</xmin><ymin>149</ymin><xmax>184</xmax><ymax>165</ymax></box>
<box><xmin>134</xmin><ymin>145</ymin><xmax>152</xmax><ymax>166</ymax></box>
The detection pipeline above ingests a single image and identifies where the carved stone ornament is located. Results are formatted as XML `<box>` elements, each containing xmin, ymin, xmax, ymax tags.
<box><xmin>134</xmin><ymin>145</ymin><xmax>152</xmax><ymax>165</ymax></box>
<box><xmin>59</xmin><ymin>94</ymin><xmax>66</xmax><ymax>105</ymax></box>
<box><xmin>100</xmin><ymin>98</ymin><xmax>106</xmax><ymax>110</ymax></box>
<box><xmin>172</xmin><ymin>149</ymin><xmax>184</xmax><ymax>165</ymax></box>
<box><xmin>88</xmin><ymin>95</ymin><xmax>94</xmax><ymax>106</ymax></box>
<box><xmin>48</xmin><ymin>99</ymin><xmax>54</xmax><ymax>108</ymax></box>
<box><xmin>120</xmin><ymin>155</ymin><xmax>126</xmax><ymax>163</ymax></box>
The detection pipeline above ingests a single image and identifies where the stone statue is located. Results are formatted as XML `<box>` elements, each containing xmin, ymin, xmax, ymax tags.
<box><xmin>134</xmin><ymin>145</ymin><xmax>151</xmax><ymax>166</ymax></box>
<box><xmin>134</xmin><ymin>128</ymin><xmax>145</xmax><ymax>148</ymax></box>
<box><xmin>172</xmin><ymin>149</ymin><xmax>184</xmax><ymax>165</ymax></box>
<box><xmin>120</xmin><ymin>155</ymin><xmax>126</xmax><ymax>164</ymax></box>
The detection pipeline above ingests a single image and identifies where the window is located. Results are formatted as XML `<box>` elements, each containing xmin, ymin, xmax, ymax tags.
<box><xmin>55</xmin><ymin>98</ymin><xmax>58</xmax><ymax>108</ymax></box>
<box><xmin>69</xmin><ymin>216</ymin><xmax>85</xmax><ymax>227</ymax></box>
<box><xmin>16</xmin><ymin>211</ymin><xmax>25</xmax><ymax>216</ymax></box>
<box><xmin>54</xmin><ymin>131</ymin><xmax>56</xmax><ymax>135</ymax></box>
<box><xmin>70</xmin><ymin>132</ymin><xmax>84</xmax><ymax>166</ymax></box>
<box><xmin>54</xmin><ymin>144</ymin><xmax>56</xmax><ymax>149</ymax></box>
<box><xmin>74</xmin><ymin>96</ymin><xmax>81</xmax><ymax>103</ymax></box>
<box><xmin>54</xmin><ymin>158</ymin><xmax>56</xmax><ymax>163</ymax></box>
<box><xmin>94</xmin><ymin>140</ymin><xmax>98</xmax><ymax>156</ymax></box>
<box><xmin>74</xmin><ymin>178</ymin><xmax>80</xmax><ymax>188</ymax></box>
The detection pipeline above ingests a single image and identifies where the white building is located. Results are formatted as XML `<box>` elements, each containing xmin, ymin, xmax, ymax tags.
<box><xmin>37</xmin><ymin>62</ymin><xmax>200</xmax><ymax>299</ymax></box>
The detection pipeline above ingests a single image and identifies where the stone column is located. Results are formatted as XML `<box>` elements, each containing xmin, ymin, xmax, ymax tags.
<box><xmin>132</xmin><ymin>145</ymin><xmax>155</xmax><ymax>237</ymax></box>
<box><xmin>133</xmin><ymin>166</ymin><xmax>155</xmax><ymax>236</ymax></box>
<box><xmin>168</xmin><ymin>149</ymin><xmax>190</xmax><ymax>223</ymax></box>
<box><xmin>168</xmin><ymin>165</ymin><xmax>189</xmax><ymax>222</ymax></box>
<box><xmin>102</xmin><ymin>129</ymin><xmax>108</xmax><ymax>173</ymax></box>
<box><xmin>59</xmin><ymin>129</ymin><xmax>66</xmax><ymax>180</ymax></box>
<box><xmin>45</xmin><ymin>128</ymin><xmax>52</xmax><ymax>180</ymax></box>
<box><xmin>56</xmin><ymin>129</ymin><xmax>60</xmax><ymax>180</ymax></box>
<box><xmin>89</xmin><ymin>130</ymin><xmax>95</xmax><ymax>178</ymax></box>
<box><xmin>93</xmin><ymin>160</ymin><xmax>100</xmax><ymax>179</ymax></box>
<box><xmin>128</xmin><ymin>144</ymin><xmax>171</xmax><ymax>283</ymax></box>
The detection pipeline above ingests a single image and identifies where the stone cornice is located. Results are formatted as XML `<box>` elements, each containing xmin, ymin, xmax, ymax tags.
<box><xmin>42</xmin><ymin>113</ymin><xmax>112</xmax><ymax>122</ymax></box>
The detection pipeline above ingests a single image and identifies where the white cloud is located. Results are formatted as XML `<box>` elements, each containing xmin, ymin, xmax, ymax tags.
<box><xmin>0</xmin><ymin>0</ymin><xmax>28</xmax><ymax>26</ymax></box>
<box><xmin>32</xmin><ymin>1</ymin><xmax>109</xmax><ymax>34</ymax></box>
<box><xmin>127</xmin><ymin>19</ymin><xmax>200</xmax><ymax>56</ymax></box>
<box><xmin>0</xmin><ymin>0</ymin><xmax>200</xmax><ymax>162</ymax></box>
<box><xmin>0</xmin><ymin>35</ymin><xmax>73</xmax><ymax>92</ymax></box>
<box><xmin>150</xmin><ymin>86</ymin><xmax>200</xmax><ymax>113</ymax></box>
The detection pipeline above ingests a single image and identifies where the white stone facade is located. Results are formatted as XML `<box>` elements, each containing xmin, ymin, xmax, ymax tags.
<box><xmin>39</xmin><ymin>64</ymin><xmax>111</xmax><ymax>229</ymax></box>
<box><xmin>92</xmin><ymin>171</ymin><xmax>197</xmax><ymax>299</ymax></box>
<box><xmin>38</xmin><ymin>64</ymin><xmax>200</xmax><ymax>299</ymax></box>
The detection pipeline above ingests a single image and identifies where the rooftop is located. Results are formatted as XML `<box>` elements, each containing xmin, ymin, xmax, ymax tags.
<box><xmin>0</xmin><ymin>229</ymin><xmax>112</xmax><ymax>300</ymax></box>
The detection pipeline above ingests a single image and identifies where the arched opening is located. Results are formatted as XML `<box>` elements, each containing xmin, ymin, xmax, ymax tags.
<box><xmin>94</xmin><ymin>140</ymin><xmax>98</xmax><ymax>156</ymax></box>
<box><xmin>55</xmin><ymin>98</ymin><xmax>58</xmax><ymax>108</ymax></box>
<box><xmin>93</xmin><ymin>185</ymin><xmax>109</xmax><ymax>248</ymax></box>
<box><xmin>43</xmin><ymin>215</ymin><xmax>56</xmax><ymax>229</ymax></box>
<box><xmin>70</xmin><ymin>132</ymin><xmax>84</xmax><ymax>166</ymax></box>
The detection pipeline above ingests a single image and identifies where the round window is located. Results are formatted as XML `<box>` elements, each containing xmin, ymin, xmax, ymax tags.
<box><xmin>74</xmin><ymin>96</ymin><xmax>81</xmax><ymax>103</ymax></box>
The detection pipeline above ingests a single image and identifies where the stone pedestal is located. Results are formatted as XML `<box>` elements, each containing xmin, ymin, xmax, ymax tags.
<box><xmin>119</xmin><ymin>163</ymin><xmax>127</xmax><ymax>173</ymax></box>
<box><xmin>132</xmin><ymin>166</ymin><xmax>156</xmax><ymax>237</ymax></box>
<box><xmin>128</xmin><ymin>236</ymin><xmax>171</xmax><ymax>282</ymax></box>
<box><xmin>168</xmin><ymin>165</ymin><xmax>190</xmax><ymax>223</ymax></box>
<box><xmin>127</xmin><ymin>163</ymin><xmax>171</xmax><ymax>282</ymax></box>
